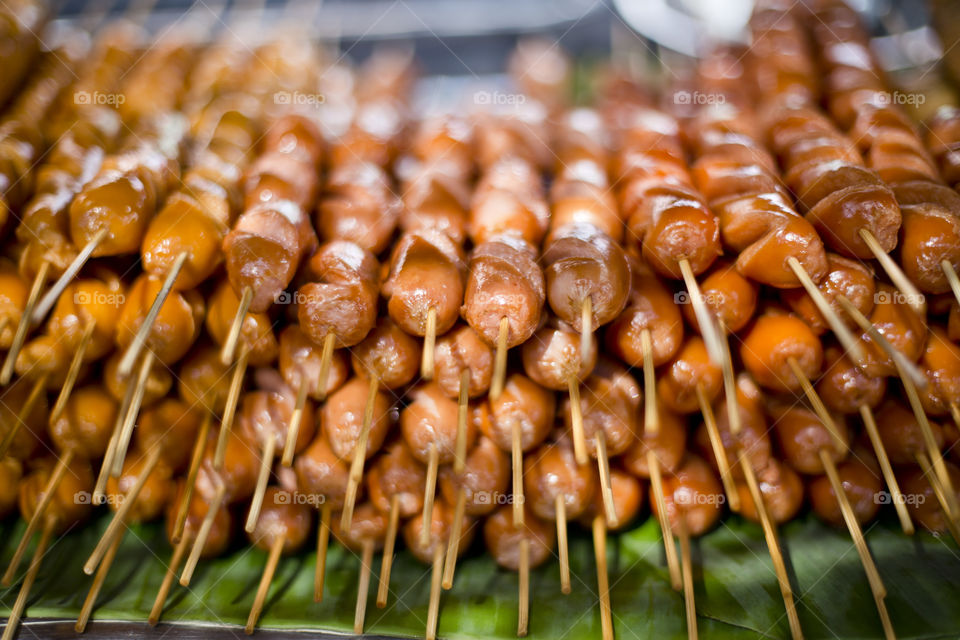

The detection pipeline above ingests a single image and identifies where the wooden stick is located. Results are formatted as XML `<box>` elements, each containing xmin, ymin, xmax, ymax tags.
<box><xmin>679</xmin><ymin>258</ymin><xmax>723</xmax><ymax>366</ymax></box>
<box><xmin>180</xmin><ymin>482</ymin><xmax>226</xmax><ymax>587</ymax></box>
<box><xmin>148</xmin><ymin>533</ymin><xmax>191</xmax><ymax>625</ymax></box>
<box><xmin>315</xmin><ymin>503</ymin><xmax>331</xmax><ymax>602</ymax></box>
<box><xmin>860</xmin><ymin>228</ymin><xmax>925</xmax><ymax>316</ymax></box>
<box><xmin>648</xmin><ymin>450</ymin><xmax>682</xmax><ymax>591</ymax></box>
<box><xmin>281</xmin><ymin>380</ymin><xmax>309</xmax><ymax>466</ymax></box>
<box><xmin>518</xmin><ymin>537</ymin><xmax>530</xmax><ymax>637</ymax></box>
<box><xmin>641</xmin><ymin>329</ymin><xmax>658</xmax><ymax>435</ymax></box>
<box><xmin>214</xmin><ymin>345</ymin><xmax>248</xmax><ymax>469</ymax></box>
<box><xmin>941</xmin><ymin>259</ymin><xmax>960</xmax><ymax>310</ymax></box>
<box><xmin>835</xmin><ymin>294</ymin><xmax>926</xmax><ymax>389</ymax></box>
<box><xmin>421</xmin><ymin>306</ymin><xmax>437</xmax><ymax>380</ymax></box>
<box><xmin>85</xmin><ymin>447</ymin><xmax>162</xmax><ymax>575</ymax></box>
<box><xmin>221</xmin><ymin>285</ymin><xmax>252</xmax><ymax>366</ymax></box>
<box><xmin>420</xmin><ymin>443</ymin><xmax>440</xmax><ymax>548</ymax></box>
<box><xmin>111</xmin><ymin>350</ymin><xmax>156</xmax><ymax>476</ymax></box>
<box><xmin>172</xmin><ymin>412</ymin><xmax>212</xmax><ymax>543</ymax></box>
<box><xmin>592</xmin><ymin>515</ymin><xmax>613</xmax><ymax>640</ymax></box>
<box><xmin>568</xmin><ymin>375</ymin><xmax>588</xmax><ymax>466</ymax></box>
<box><xmin>898</xmin><ymin>360</ymin><xmax>960</xmax><ymax>525</ymax></box>
<box><xmin>1</xmin><ymin>260</ymin><xmax>49</xmax><ymax>385</ymax></box>
<box><xmin>1</xmin><ymin>516</ymin><xmax>54</xmax><ymax>640</ymax></box>
<box><xmin>512</xmin><ymin>420</ymin><xmax>524</xmax><ymax>527</ymax></box>
<box><xmin>859</xmin><ymin>404</ymin><xmax>913</xmax><ymax>535</ymax></box>
<box><xmin>677</xmin><ymin>515</ymin><xmax>698</xmax><ymax>640</ymax></box>
<box><xmin>245</xmin><ymin>436</ymin><xmax>277</xmax><ymax>533</ymax></box>
<box><xmin>95</xmin><ymin>363</ymin><xmax>140</xmax><ymax>503</ymax></box>
<box><xmin>454</xmin><ymin>369</ymin><xmax>469</xmax><ymax>474</ymax></box>
<box><xmin>342</xmin><ymin>374</ymin><xmax>380</xmax><ymax>530</ymax></box>
<box><xmin>697</xmin><ymin>384</ymin><xmax>740</xmax><ymax>512</ymax></box>
<box><xmin>118</xmin><ymin>251</ymin><xmax>187</xmax><ymax>377</ymax></box>
<box><xmin>786</xmin><ymin>357</ymin><xmax>847</xmax><ymax>456</ymax></box>
<box><xmin>490</xmin><ymin>317</ymin><xmax>509</xmax><ymax>401</ymax></box>
<box><xmin>425</xmin><ymin>543</ymin><xmax>444</xmax><ymax>640</ymax></box>
<box><xmin>596</xmin><ymin>431</ymin><xmax>617</xmax><ymax>527</ymax></box>
<box><xmin>787</xmin><ymin>256</ymin><xmax>864</xmax><ymax>364</ymax></box>
<box><xmin>49</xmin><ymin>318</ymin><xmax>96</xmax><ymax>424</ymax></box>
<box><xmin>915</xmin><ymin>452</ymin><xmax>960</xmax><ymax>545</ymax></box>
<box><xmin>556</xmin><ymin>494</ymin><xmax>571</xmax><ymax>594</ymax></box>
<box><xmin>354</xmin><ymin>539</ymin><xmax>374</xmax><ymax>634</ymax></box>
<box><xmin>740</xmin><ymin>454</ymin><xmax>803</xmax><ymax>640</ymax></box>
<box><xmin>0</xmin><ymin>374</ymin><xmax>48</xmax><ymax>459</ymax></box>
<box><xmin>31</xmin><ymin>229</ymin><xmax>106</xmax><ymax>325</ymax></box>
<box><xmin>76</xmin><ymin>527</ymin><xmax>125</xmax><ymax>632</ymax></box>
<box><xmin>2</xmin><ymin>450</ymin><xmax>74</xmax><ymax>586</ymax></box>
<box><xmin>245</xmin><ymin>533</ymin><xmax>285</xmax><ymax>635</ymax></box>
<box><xmin>315</xmin><ymin>332</ymin><xmax>336</xmax><ymax>402</ymax></box>
<box><xmin>718</xmin><ymin>324</ymin><xmax>741</xmax><ymax>436</ymax></box>
<box><xmin>819</xmin><ymin>448</ymin><xmax>895</xmax><ymax>640</ymax></box>
<box><xmin>442</xmin><ymin>487</ymin><xmax>466</xmax><ymax>589</ymax></box>
<box><xmin>377</xmin><ymin>495</ymin><xmax>400</xmax><ymax>608</ymax></box>
<box><xmin>580</xmin><ymin>296</ymin><xmax>592</xmax><ymax>372</ymax></box>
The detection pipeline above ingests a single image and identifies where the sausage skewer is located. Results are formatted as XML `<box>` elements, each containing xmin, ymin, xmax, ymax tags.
<box><xmin>439</xmin><ymin>434</ymin><xmax>510</xmax><ymax>588</ymax></box>
<box><xmin>816</xmin><ymin>344</ymin><xmax>914</xmax><ymax>535</ymax></box>
<box><xmin>341</xmin><ymin>318</ymin><xmax>420</xmax><ymax>527</ymax></box>
<box><xmin>401</xmin><ymin>382</ymin><xmax>474</xmax><ymax>546</ymax></box>
<box><xmin>240</xmin><ymin>369</ymin><xmax>316</xmax><ymax>533</ymax></box>
<box><xmin>706</xmin><ymin>392</ymin><xmax>804</xmax><ymax>640</ymax></box>
<box><xmin>2</xmin><ymin>457</ymin><xmax>95</xmax><ymax>640</ymax></box>
<box><xmin>484</xmin><ymin>374</ymin><xmax>556</xmax><ymax>527</ymax></box>
<box><xmin>278</xmin><ymin>325</ymin><xmax>349</xmax><ymax>466</ymax></box>
<box><xmin>245</xmin><ymin>486</ymin><xmax>312</xmax><ymax>634</ymax></box>
<box><xmin>577</xmin><ymin>467</ymin><xmax>644</xmax><ymax>640</ymax></box>
<box><xmin>523</xmin><ymin>319</ymin><xmax>597</xmax><ymax>467</ymax></box>
<box><xmin>838</xmin><ymin>294</ymin><xmax>960</xmax><ymax>525</ymax></box>
<box><xmin>484</xmin><ymin>505</ymin><xmax>555</xmax><ymax>637</ymax></box>
<box><xmin>367</xmin><ymin>439</ymin><xmax>426</xmax><ymax>606</ymax></box>
<box><xmin>774</xmin><ymin>405</ymin><xmax>896</xmax><ymax>640</ymax></box>
<box><xmin>331</xmin><ymin>502</ymin><xmax>387</xmax><ymax>633</ymax></box>
<box><xmin>149</xmin><ymin>478</ymin><xmax>232</xmax><ymax>624</ymax></box>
<box><xmin>84</xmin><ymin>398</ymin><xmax>201</xmax><ymax>576</ymax></box>
<box><xmin>434</xmin><ymin>323</ymin><xmax>494</xmax><ymax>474</ymax></box>
<box><xmin>524</xmin><ymin>433</ymin><xmax>595</xmax><ymax>594</ymax></box>
<box><xmin>2</xmin><ymin>384</ymin><xmax>116</xmax><ymax>585</ymax></box>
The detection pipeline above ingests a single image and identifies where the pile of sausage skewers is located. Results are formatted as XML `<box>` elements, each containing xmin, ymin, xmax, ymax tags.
<box><xmin>2</xmin><ymin>1</ymin><xmax>960</xmax><ymax>639</ymax></box>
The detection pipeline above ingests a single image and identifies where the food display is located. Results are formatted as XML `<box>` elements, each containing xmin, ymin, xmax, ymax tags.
<box><xmin>3</xmin><ymin>0</ymin><xmax>960</xmax><ymax>639</ymax></box>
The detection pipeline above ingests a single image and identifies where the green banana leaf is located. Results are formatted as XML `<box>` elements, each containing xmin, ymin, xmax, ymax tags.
<box><xmin>2</xmin><ymin>512</ymin><xmax>959</xmax><ymax>639</ymax></box>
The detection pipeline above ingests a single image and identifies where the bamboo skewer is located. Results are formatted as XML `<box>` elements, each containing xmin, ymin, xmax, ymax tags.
<box><xmin>592</xmin><ymin>515</ymin><xmax>614</xmax><ymax>640</ymax></box>
<box><xmin>491</xmin><ymin>317</ymin><xmax>509</xmax><ymax>401</ymax></box>
<box><xmin>315</xmin><ymin>503</ymin><xmax>332</xmax><ymax>602</ymax></box>
<box><xmin>245</xmin><ymin>534</ymin><xmax>285</xmax><ymax>635</ymax></box>
<box><xmin>1</xmin><ymin>516</ymin><xmax>54</xmax><ymax>640</ymax></box>
<box><xmin>819</xmin><ymin>449</ymin><xmax>896</xmax><ymax>640</ymax></box>
<box><xmin>377</xmin><ymin>495</ymin><xmax>400</xmax><ymax>608</ymax></box>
